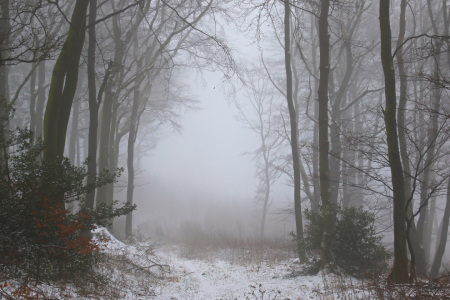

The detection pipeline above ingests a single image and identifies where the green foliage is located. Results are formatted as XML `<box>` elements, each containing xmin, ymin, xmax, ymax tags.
<box><xmin>302</xmin><ymin>207</ymin><xmax>389</xmax><ymax>278</ymax></box>
<box><xmin>0</xmin><ymin>129</ymin><xmax>135</xmax><ymax>284</ymax></box>
<box><xmin>334</xmin><ymin>208</ymin><xmax>389</xmax><ymax>278</ymax></box>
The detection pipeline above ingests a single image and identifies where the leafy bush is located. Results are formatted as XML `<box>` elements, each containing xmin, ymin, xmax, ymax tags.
<box><xmin>0</xmin><ymin>130</ymin><xmax>135</xmax><ymax>285</ymax></box>
<box><xmin>302</xmin><ymin>207</ymin><xmax>389</xmax><ymax>278</ymax></box>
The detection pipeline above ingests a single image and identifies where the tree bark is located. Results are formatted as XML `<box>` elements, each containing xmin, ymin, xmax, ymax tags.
<box><xmin>29</xmin><ymin>62</ymin><xmax>37</xmax><ymax>134</ymax></box>
<box><xmin>430</xmin><ymin>176</ymin><xmax>450</xmax><ymax>278</ymax></box>
<box><xmin>284</xmin><ymin>0</ymin><xmax>306</xmax><ymax>262</ymax></box>
<box><xmin>0</xmin><ymin>0</ymin><xmax>10</xmax><ymax>157</ymax></box>
<box><xmin>380</xmin><ymin>0</ymin><xmax>409</xmax><ymax>283</ymax></box>
<box><xmin>68</xmin><ymin>98</ymin><xmax>80</xmax><ymax>165</ymax></box>
<box><xmin>318</xmin><ymin>0</ymin><xmax>333</xmax><ymax>265</ymax></box>
<box><xmin>35</xmin><ymin>60</ymin><xmax>46</xmax><ymax>140</ymax></box>
<box><xmin>416</xmin><ymin>0</ymin><xmax>443</xmax><ymax>276</ymax></box>
<box><xmin>395</xmin><ymin>0</ymin><xmax>420</xmax><ymax>278</ymax></box>
<box><xmin>43</xmin><ymin>0</ymin><xmax>89</xmax><ymax>161</ymax></box>
<box><xmin>125</xmin><ymin>32</ymin><xmax>142</xmax><ymax>239</ymax></box>
<box><xmin>85</xmin><ymin>0</ymin><xmax>98</xmax><ymax>211</ymax></box>
<box><xmin>96</xmin><ymin>82</ymin><xmax>114</xmax><ymax>207</ymax></box>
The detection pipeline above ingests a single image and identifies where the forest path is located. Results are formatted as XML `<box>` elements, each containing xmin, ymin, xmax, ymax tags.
<box><xmin>152</xmin><ymin>244</ymin><xmax>321</xmax><ymax>299</ymax></box>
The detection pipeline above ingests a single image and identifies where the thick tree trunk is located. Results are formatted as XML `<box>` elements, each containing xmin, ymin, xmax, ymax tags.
<box><xmin>96</xmin><ymin>84</ymin><xmax>113</xmax><ymax>207</ymax></box>
<box><xmin>43</xmin><ymin>0</ymin><xmax>89</xmax><ymax>161</ymax></box>
<box><xmin>380</xmin><ymin>0</ymin><xmax>409</xmax><ymax>283</ymax></box>
<box><xmin>318</xmin><ymin>0</ymin><xmax>333</xmax><ymax>265</ymax></box>
<box><xmin>284</xmin><ymin>0</ymin><xmax>306</xmax><ymax>262</ymax></box>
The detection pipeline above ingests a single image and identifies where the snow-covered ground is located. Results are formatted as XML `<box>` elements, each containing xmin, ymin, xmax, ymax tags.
<box><xmin>1</xmin><ymin>227</ymin><xmax>370</xmax><ymax>299</ymax></box>
<box><xmin>152</xmin><ymin>245</ymin><xmax>323</xmax><ymax>299</ymax></box>
<box><xmin>92</xmin><ymin>227</ymin><xmax>365</xmax><ymax>300</ymax></box>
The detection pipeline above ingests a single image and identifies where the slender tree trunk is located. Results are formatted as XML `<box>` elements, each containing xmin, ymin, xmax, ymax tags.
<box><xmin>329</xmin><ymin>33</ymin><xmax>353</xmax><ymax>206</ymax></box>
<box><xmin>353</xmin><ymin>90</ymin><xmax>365</xmax><ymax>207</ymax></box>
<box><xmin>30</xmin><ymin>63</ymin><xmax>37</xmax><ymax>133</ymax></box>
<box><xmin>125</xmin><ymin>33</ymin><xmax>142</xmax><ymax>239</ymax></box>
<box><xmin>0</xmin><ymin>0</ymin><xmax>10</xmax><ymax>156</ymax></box>
<box><xmin>425</xmin><ymin>193</ymin><xmax>436</xmax><ymax>264</ymax></box>
<box><xmin>395</xmin><ymin>0</ymin><xmax>419</xmax><ymax>278</ymax></box>
<box><xmin>284</xmin><ymin>0</ymin><xmax>306</xmax><ymax>262</ymax></box>
<box><xmin>106</xmin><ymin>101</ymin><xmax>119</xmax><ymax>209</ymax></box>
<box><xmin>416</xmin><ymin>1</ymin><xmax>443</xmax><ymax>276</ymax></box>
<box><xmin>85</xmin><ymin>0</ymin><xmax>98</xmax><ymax>212</ymax></box>
<box><xmin>318</xmin><ymin>0</ymin><xmax>333</xmax><ymax>265</ymax></box>
<box><xmin>380</xmin><ymin>0</ymin><xmax>409</xmax><ymax>283</ymax></box>
<box><xmin>429</xmin><ymin>0</ymin><xmax>450</xmax><ymax>278</ymax></box>
<box><xmin>259</xmin><ymin>140</ymin><xmax>271</xmax><ymax>240</ymax></box>
<box><xmin>68</xmin><ymin>98</ymin><xmax>80</xmax><ymax>165</ymax></box>
<box><xmin>125</xmin><ymin>88</ymin><xmax>139</xmax><ymax>238</ymax></box>
<box><xmin>430</xmin><ymin>176</ymin><xmax>450</xmax><ymax>278</ymax></box>
<box><xmin>35</xmin><ymin>61</ymin><xmax>46</xmax><ymax>140</ymax></box>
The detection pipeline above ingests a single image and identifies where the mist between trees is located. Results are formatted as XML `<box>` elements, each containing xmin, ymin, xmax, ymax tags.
<box><xmin>0</xmin><ymin>0</ymin><xmax>449</xmax><ymax>289</ymax></box>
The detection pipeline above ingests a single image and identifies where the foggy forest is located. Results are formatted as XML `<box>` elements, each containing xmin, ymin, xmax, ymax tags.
<box><xmin>1</xmin><ymin>0</ymin><xmax>450</xmax><ymax>299</ymax></box>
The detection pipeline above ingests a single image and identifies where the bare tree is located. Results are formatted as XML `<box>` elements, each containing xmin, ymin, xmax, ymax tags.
<box><xmin>236</xmin><ymin>65</ymin><xmax>282</xmax><ymax>239</ymax></box>
<box><xmin>380</xmin><ymin>0</ymin><xmax>409</xmax><ymax>283</ymax></box>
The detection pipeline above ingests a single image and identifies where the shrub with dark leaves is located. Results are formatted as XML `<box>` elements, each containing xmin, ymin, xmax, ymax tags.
<box><xmin>301</xmin><ymin>206</ymin><xmax>389</xmax><ymax>278</ymax></box>
<box><xmin>0</xmin><ymin>130</ymin><xmax>135</xmax><ymax>284</ymax></box>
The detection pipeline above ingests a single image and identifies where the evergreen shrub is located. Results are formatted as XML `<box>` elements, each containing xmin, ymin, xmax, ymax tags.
<box><xmin>0</xmin><ymin>130</ymin><xmax>135</xmax><ymax>285</ymax></box>
<box><xmin>302</xmin><ymin>206</ymin><xmax>389</xmax><ymax>278</ymax></box>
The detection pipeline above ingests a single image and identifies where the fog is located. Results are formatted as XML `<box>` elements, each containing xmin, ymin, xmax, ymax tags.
<box><xmin>3</xmin><ymin>1</ymin><xmax>450</xmax><ymax>294</ymax></box>
<box><xmin>131</xmin><ymin>71</ymin><xmax>295</xmax><ymax>241</ymax></box>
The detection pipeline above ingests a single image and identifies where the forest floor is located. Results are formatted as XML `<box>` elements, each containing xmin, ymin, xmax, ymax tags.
<box><xmin>0</xmin><ymin>227</ymin><xmax>374</xmax><ymax>299</ymax></box>
<box><xmin>90</xmin><ymin>227</ymin><xmax>371</xmax><ymax>300</ymax></box>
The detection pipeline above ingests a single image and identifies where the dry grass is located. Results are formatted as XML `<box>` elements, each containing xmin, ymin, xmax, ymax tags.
<box><xmin>171</xmin><ymin>228</ymin><xmax>297</xmax><ymax>265</ymax></box>
<box><xmin>311</xmin><ymin>272</ymin><xmax>450</xmax><ymax>300</ymax></box>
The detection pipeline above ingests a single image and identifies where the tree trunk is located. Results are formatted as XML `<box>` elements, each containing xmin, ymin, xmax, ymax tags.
<box><xmin>395</xmin><ymin>0</ymin><xmax>420</xmax><ymax>278</ymax></box>
<box><xmin>429</xmin><ymin>0</ymin><xmax>450</xmax><ymax>278</ymax></box>
<box><xmin>416</xmin><ymin>0</ymin><xmax>443</xmax><ymax>276</ymax></box>
<box><xmin>35</xmin><ymin>60</ymin><xmax>46</xmax><ymax>140</ymax></box>
<box><xmin>68</xmin><ymin>98</ymin><xmax>80</xmax><ymax>165</ymax></box>
<box><xmin>29</xmin><ymin>62</ymin><xmax>37</xmax><ymax>134</ymax></box>
<box><xmin>430</xmin><ymin>176</ymin><xmax>450</xmax><ymax>278</ymax></box>
<box><xmin>85</xmin><ymin>0</ymin><xmax>98</xmax><ymax>212</ymax></box>
<box><xmin>318</xmin><ymin>0</ymin><xmax>333</xmax><ymax>265</ymax></box>
<box><xmin>43</xmin><ymin>0</ymin><xmax>89</xmax><ymax>161</ymax></box>
<box><xmin>125</xmin><ymin>32</ymin><xmax>142</xmax><ymax>239</ymax></box>
<box><xmin>380</xmin><ymin>0</ymin><xmax>409</xmax><ymax>283</ymax></box>
<box><xmin>284</xmin><ymin>0</ymin><xmax>306</xmax><ymax>262</ymax></box>
<box><xmin>0</xmin><ymin>0</ymin><xmax>10</xmax><ymax>157</ymax></box>
<box><xmin>96</xmin><ymin>83</ymin><xmax>113</xmax><ymax>207</ymax></box>
<box><xmin>310</xmin><ymin>14</ymin><xmax>321</xmax><ymax>210</ymax></box>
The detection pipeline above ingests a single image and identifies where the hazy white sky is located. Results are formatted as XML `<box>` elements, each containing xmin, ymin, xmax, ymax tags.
<box><xmin>144</xmin><ymin>72</ymin><xmax>260</xmax><ymax>201</ymax></box>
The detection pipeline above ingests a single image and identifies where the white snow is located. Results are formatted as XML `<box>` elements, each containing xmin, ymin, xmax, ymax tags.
<box><xmin>2</xmin><ymin>227</ymin><xmax>372</xmax><ymax>299</ymax></box>
<box><xmin>91</xmin><ymin>227</ymin><xmax>334</xmax><ymax>299</ymax></box>
<box><xmin>151</xmin><ymin>245</ymin><xmax>324</xmax><ymax>299</ymax></box>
